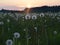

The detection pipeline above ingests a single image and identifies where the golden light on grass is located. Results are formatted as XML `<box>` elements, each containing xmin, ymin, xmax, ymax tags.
<box><xmin>26</xmin><ymin>8</ymin><xmax>30</xmax><ymax>14</ymax></box>
<box><xmin>24</xmin><ymin>4</ymin><xmax>31</xmax><ymax>14</ymax></box>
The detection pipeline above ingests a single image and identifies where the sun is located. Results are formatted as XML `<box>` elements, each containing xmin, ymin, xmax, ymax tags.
<box><xmin>27</xmin><ymin>4</ymin><xmax>31</xmax><ymax>8</ymax></box>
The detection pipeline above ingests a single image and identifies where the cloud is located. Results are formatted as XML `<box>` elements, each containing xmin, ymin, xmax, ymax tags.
<box><xmin>0</xmin><ymin>5</ymin><xmax>25</xmax><ymax>10</ymax></box>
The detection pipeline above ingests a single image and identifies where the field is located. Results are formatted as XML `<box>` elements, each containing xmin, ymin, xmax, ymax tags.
<box><xmin>0</xmin><ymin>12</ymin><xmax>60</xmax><ymax>45</ymax></box>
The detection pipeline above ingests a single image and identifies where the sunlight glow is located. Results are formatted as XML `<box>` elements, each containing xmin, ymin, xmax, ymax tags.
<box><xmin>0</xmin><ymin>0</ymin><xmax>60</xmax><ymax>10</ymax></box>
<box><xmin>27</xmin><ymin>5</ymin><xmax>31</xmax><ymax>8</ymax></box>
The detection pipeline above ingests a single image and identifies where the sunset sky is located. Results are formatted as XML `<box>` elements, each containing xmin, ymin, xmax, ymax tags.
<box><xmin>0</xmin><ymin>0</ymin><xmax>60</xmax><ymax>10</ymax></box>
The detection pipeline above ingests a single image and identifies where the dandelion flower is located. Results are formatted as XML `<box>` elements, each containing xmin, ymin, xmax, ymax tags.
<box><xmin>14</xmin><ymin>32</ymin><xmax>20</xmax><ymax>38</ymax></box>
<box><xmin>25</xmin><ymin>14</ymin><xmax>31</xmax><ymax>20</ymax></box>
<box><xmin>40</xmin><ymin>13</ymin><xmax>44</xmax><ymax>17</ymax></box>
<box><xmin>54</xmin><ymin>31</ymin><xmax>57</xmax><ymax>35</ymax></box>
<box><xmin>32</xmin><ymin>15</ymin><xmax>37</xmax><ymax>20</ymax></box>
<box><xmin>6</xmin><ymin>39</ymin><xmax>13</xmax><ymax>45</ymax></box>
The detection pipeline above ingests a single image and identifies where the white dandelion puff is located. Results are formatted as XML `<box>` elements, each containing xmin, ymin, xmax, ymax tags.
<box><xmin>34</xmin><ymin>27</ymin><xmax>37</xmax><ymax>30</ymax></box>
<box><xmin>40</xmin><ymin>13</ymin><xmax>44</xmax><ymax>17</ymax></box>
<box><xmin>53</xmin><ymin>31</ymin><xmax>57</xmax><ymax>35</ymax></box>
<box><xmin>34</xmin><ymin>27</ymin><xmax>37</xmax><ymax>32</ymax></box>
<box><xmin>32</xmin><ymin>15</ymin><xmax>37</xmax><ymax>20</ymax></box>
<box><xmin>6</xmin><ymin>39</ymin><xmax>13</xmax><ymax>45</ymax></box>
<box><xmin>25</xmin><ymin>14</ymin><xmax>31</xmax><ymax>20</ymax></box>
<box><xmin>7</xmin><ymin>19</ymin><xmax>10</xmax><ymax>22</ymax></box>
<box><xmin>14</xmin><ymin>32</ymin><xmax>20</xmax><ymax>38</ymax></box>
<box><xmin>24</xmin><ymin>29</ymin><xmax>26</xmax><ymax>31</ymax></box>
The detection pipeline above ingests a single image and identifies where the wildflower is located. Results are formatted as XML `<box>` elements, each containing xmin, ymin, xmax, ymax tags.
<box><xmin>34</xmin><ymin>27</ymin><xmax>37</xmax><ymax>30</ymax></box>
<box><xmin>6</xmin><ymin>39</ymin><xmax>13</xmax><ymax>45</ymax></box>
<box><xmin>32</xmin><ymin>15</ymin><xmax>37</xmax><ymax>20</ymax></box>
<box><xmin>7</xmin><ymin>19</ymin><xmax>10</xmax><ymax>22</ymax></box>
<box><xmin>14</xmin><ymin>32</ymin><xmax>20</xmax><ymax>38</ymax></box>
<box><xmin>25</xmin><ymin>14</ymin><xmax>31</xmax><ymax>20</ymax></box>
<box><xmin>34</xmin><ymin>27</ymin><xmax>37</xmax><ymax>32</ymax></box>
<box><xmin>24</xmin><ymin>29</ymin><xmax>26</xmax><ymax>31</ymax></box>
<box><xmin>54</xmin><ymin>31</ymin><xmax>57</xmax><ymax>35</ymax></box>
<box><xmin>40</xmin><ymin>13</ymin><xmax>44</xmax><ymax>17</ymax></box>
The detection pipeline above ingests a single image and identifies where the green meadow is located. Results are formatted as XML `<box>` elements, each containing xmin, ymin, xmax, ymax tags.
<box><xmin>0</xmin><ymin>12</ymin><xmax>60</xmax><ymax>45</ymax></box>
